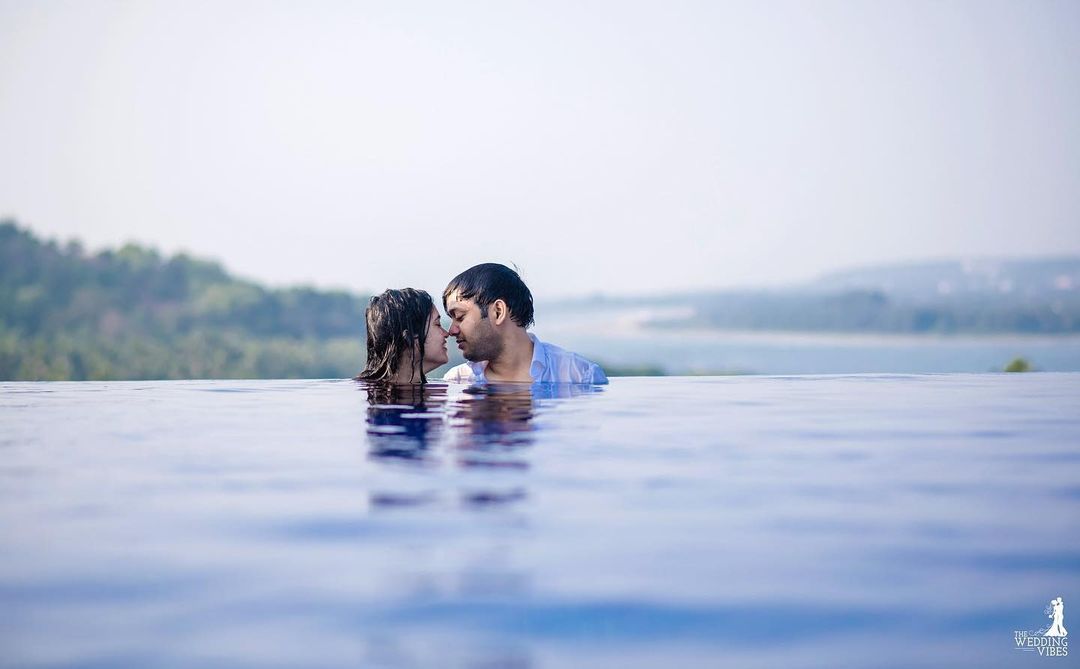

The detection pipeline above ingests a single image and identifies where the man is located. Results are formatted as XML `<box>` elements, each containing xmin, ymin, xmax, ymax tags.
<box><xmin>442</xmin><ymin>263</ymin><xmax>608</xmax><ymax>384</ymax></box>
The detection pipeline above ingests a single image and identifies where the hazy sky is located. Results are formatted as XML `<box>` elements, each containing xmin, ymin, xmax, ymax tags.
<box><xmin>2</xmin><ymin>0</ymin><xmax>1078</xmax><ymax>298</ymax></box>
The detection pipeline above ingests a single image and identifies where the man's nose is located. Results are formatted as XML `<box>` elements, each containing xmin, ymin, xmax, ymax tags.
<box><xmin>448</xmin><ymin>322</ymin><xmax>459</xmax><ymax>336</ymax></box>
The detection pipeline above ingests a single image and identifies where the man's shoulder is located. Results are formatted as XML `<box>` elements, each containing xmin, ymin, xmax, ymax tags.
<box><xmin>534</xmin><ymin>337</ymin><xmax>608</xmax><ymax>384</ymax></box>
<box><xmin>576</xmin><ymin>354</ymin><xmax>608</xmax><ymax>384</ymax></box>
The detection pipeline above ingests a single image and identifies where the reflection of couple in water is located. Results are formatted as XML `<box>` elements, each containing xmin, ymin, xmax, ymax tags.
<box><xmin>362</xmin><ymin>381</ymin><xmax>536</xmax><ymax>467</ymax></box>
<box><xmin>355</xmin><ymin>263</ymin><xmax>607</xmax><ymax>386</ymax></box>
<box><xmin>1045</xmin><ymin>597</ymin><xmax>1067</xmax><ymax>637</ymax></box>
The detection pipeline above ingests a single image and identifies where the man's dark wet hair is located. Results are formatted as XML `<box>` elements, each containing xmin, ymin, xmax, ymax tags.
<box><xmin>356</xmin><ymin>288</ymin><xmax>435</xmax><ymax>383</ymax></box>
<box><xmin>443</xmin><ymin>263</ymin><xmax>534</xmax><ymax>328</ymax></box>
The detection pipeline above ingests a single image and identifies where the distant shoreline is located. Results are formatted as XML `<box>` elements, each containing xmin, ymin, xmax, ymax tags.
<box><xmin>637</xmin><ymin>327</ymin><xmax>1080</xmax><ymax>346</ymax></box>
<box><xmin>539</xmin><ymin>305</ymin><xmax>1080</xmax><ymax>345</ymax></box>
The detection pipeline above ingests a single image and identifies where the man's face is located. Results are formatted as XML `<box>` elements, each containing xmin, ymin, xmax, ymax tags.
<box><xmin>445</xmin><ymin>291</ymin><xmax>502</xmax><ymax>362</ymax></box>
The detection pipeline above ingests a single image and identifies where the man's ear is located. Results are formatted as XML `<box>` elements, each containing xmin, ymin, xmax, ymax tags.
<box><xmin>491</xmin><ymin>299</ymin><xmax>509</xmax><ymax>326</ymax></box>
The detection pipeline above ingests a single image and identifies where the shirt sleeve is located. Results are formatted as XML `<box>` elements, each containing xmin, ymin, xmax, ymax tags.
<box><xmin>591</xmin><ymin>363</ymin><xmax>609</xmax><ymax>385</ymax></box>
<box><xmin>442</xmin><ymin>363</ymin><xmax>475</xmax><ymax>383</ymax></box>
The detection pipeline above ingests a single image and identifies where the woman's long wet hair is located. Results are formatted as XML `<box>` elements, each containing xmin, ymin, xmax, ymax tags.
<box><xmin>355</xmin><ymin>288</ymin><xmax>435</xmax><ymax>384</ymax></box>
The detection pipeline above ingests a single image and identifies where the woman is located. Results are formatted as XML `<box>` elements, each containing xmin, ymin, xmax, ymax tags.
<box><xmin>355</xmin><ymin>288</ymin><xmax>449</xmax><ymax>384</ymax></box>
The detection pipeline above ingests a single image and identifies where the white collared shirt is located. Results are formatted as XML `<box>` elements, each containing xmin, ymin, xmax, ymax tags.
<box><xmin>442</xmin><ymin>333</ymin><xmax>608</xmax><ymax>385</ymax></box>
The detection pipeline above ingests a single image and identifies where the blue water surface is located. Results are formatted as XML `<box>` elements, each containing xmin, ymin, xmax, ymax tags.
<box><xmin>1</xmin><ymin>375</ymin><xmax>1078</xmax><ymax>668</ymax></box>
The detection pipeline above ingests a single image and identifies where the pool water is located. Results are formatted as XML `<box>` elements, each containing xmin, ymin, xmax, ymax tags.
<box><xmin>2</xmin><ymin>375</ymin><xmax>1078</xmax><ymax>668</ymax></box>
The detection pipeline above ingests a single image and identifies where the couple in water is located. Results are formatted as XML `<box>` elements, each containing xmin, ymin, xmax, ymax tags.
<box><xmin>356</xmin><ymin>263</ymin><xmax>608</xmax><ymax>386</ymax></box>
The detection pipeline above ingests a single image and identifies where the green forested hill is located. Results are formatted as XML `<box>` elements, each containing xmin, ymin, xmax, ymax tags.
<box><xmin>1</xmin><ymin>221</ymin><xmax>367</xmax><ymax>380</ymax></box>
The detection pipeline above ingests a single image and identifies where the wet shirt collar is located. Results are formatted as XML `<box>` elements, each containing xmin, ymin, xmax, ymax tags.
<box><xmin>528</xmin><ymin>333</ymin><xmax>546</xmax><ymax>379</ymax></box>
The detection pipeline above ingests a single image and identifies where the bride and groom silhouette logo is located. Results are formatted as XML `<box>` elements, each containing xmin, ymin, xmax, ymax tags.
<box><xmin>1044</xmin><ymin>597</ymin><xmax>1068</xmax><ymax>637</ymax></box>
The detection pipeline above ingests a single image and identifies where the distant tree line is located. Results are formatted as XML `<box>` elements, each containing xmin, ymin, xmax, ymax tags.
<box><xmin>1</xmin><ymin>221</ymin><xmax>367</xmax><ymax>380</ymax></box>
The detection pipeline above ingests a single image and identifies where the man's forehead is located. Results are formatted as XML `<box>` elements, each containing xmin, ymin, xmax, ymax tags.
<box><xmin>445</xmin><ymin>291</ymin><xmax>476</xmax><ymax>311</ymax></box>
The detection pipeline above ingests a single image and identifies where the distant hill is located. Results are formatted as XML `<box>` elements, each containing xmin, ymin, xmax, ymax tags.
<box><xmin>1</xmin><ymin>221</ymin><xmax>369</xmax><ymax>380</ymax></box>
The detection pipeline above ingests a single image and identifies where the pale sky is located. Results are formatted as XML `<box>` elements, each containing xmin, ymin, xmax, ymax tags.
<box><xmin>2</xmin><ymin>0</ymin><xmax>1078</xmax><ymax>299</ymax></box>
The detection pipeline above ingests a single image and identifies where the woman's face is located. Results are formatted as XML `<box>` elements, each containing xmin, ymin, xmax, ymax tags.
<box><xmin>422</xmin><ymin>307</ymin><xmax>449</xmax><ymax>372</ymax></box>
